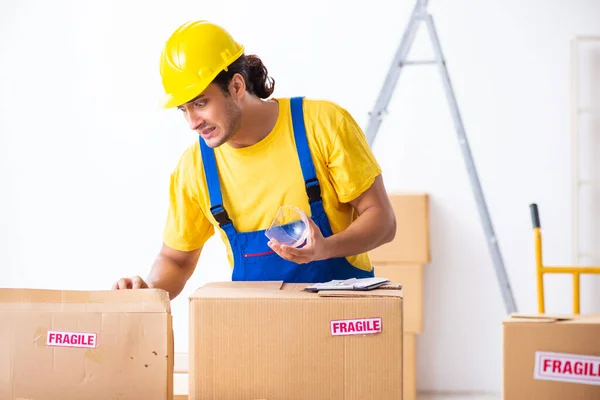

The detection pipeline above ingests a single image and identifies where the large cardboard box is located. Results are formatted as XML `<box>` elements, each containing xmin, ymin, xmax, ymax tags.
<box><xmin>374</xmin><ymin>263</ymin><xmax>424</xmax><ymax>334</ymax></box>
<box><xmin>189</xmin><ymin>281</ymin><xmax>404</xmax><ymax>400</ymax></box>
<box><xmin>503</xmin><ymin>313</ymin><xmax>600</xmax><ymax>399</ymax></box>
<box><xmin>403</xmin><ymin>333</ymin><xmax>417</xmax><ymax>400</ymax></box>
<box><xmin>369</xmin><ymin>193</ymin><xmax>430</xmax><ymax>264</ymax></box>
<box><xmin>0</xmin><ymin>288</ymin><xmax>174</xmax><ymax>400</ymax></box>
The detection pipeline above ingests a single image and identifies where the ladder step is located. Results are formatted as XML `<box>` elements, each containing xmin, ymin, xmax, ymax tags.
<box><xmin>401</xmin><ymin>60</ymin><xmax>438</xmax><ymax>65</ymax></box>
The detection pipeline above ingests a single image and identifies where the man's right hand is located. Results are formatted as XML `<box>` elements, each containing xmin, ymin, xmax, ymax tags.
<box><xmin>112</xmin><ymin>276</ymin><xmax>149</xmax><ymax>290</ymax></box>
<box><xmin>109</xmin><ymin>244</ymin><xmax>202</xmax><ymax>300</ymax></box>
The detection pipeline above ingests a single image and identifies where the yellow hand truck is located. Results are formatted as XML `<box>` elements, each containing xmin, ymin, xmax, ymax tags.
<box><xmin>530</xmin><ymin>203</ymin><xmax>600</xmax><ymax>314</ymax></box>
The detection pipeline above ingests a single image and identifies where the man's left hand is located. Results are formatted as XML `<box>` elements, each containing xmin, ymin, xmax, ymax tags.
<box><xmin>268</xmin><ymin>217</ymin><xmax>328</xmax><ymax>264</ymax></box>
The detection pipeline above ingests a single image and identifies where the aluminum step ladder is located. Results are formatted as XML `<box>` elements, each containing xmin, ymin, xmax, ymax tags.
<box><xmin>364</xmin><ymin>0</ymin><xmax>518</xmax><ymax>314</ymax></box>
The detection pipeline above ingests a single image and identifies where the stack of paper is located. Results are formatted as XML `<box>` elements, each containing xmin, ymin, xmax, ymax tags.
<box><xmin>304</xmin><ymin>277</ymin><xmax>390</xmax><ymax>292</ymax></box>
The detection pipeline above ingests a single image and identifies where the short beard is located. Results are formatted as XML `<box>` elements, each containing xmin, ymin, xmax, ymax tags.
<box><xmin>209</xmin><ymin>97</ymin><xmax>242</xmax><ymax>148</ymax></box>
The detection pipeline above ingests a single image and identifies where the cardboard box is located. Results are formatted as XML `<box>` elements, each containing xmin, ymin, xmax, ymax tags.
<box><xmin>189</xmin><ymin>281</ymin><xmax>404</xmax><ymax>400</ymax></box>
<box><xmin>374</xmin><ymin>263</ymin><xmax>424</xmax><ymax>334</ymax></box>
<box><xmin>369</xmin><ymin>193</ymin><xmax>430</xmax><ymax>264</ymax></box>
<box><xmin>0</xmin><ymin>288</ymin><xmax>174</xmax><ymax>400</ymax></box>
<box><xmin>503</xmin><ymin>313</ymin><xmax>600</xmax><ymax>399</ymax></box>
<box><xmin>403</xmin><ymin>333</ymin><xmax>416</xmax><ymax>400</ymax></box>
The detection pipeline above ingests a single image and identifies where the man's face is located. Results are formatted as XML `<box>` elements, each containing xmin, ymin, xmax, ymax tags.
<box><xmin>177</xmin><ymin>83</ymin><xmax>242</xmax><ymax>148</ymax></box>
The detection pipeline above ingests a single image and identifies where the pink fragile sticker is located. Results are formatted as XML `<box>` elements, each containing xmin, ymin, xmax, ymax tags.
<box><xmin>46</xmin><ymin>330</ymin><xmax>97</xmax><ymax>349</ymax></box>
<box><xmin>330</xmin><ymin>317</ymin><xmax>382</xmax><ymax>336</ymax></box>
<box><xmin>534</xmin><ymin>351</ymin><xmax>600</xmax><ymax>386</ymax></box>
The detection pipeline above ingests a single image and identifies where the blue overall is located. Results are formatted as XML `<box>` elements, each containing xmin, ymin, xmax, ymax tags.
<box><xmin>199</xmin><ymin>96</ymin><xmax>375</xmax><ymax>283</ymax></box>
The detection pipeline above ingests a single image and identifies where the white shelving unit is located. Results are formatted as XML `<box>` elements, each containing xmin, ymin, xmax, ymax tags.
<box><xmin>571</xmin><ymin>36</ymin><xmax>600</xmax><ymax>265</ymax></box>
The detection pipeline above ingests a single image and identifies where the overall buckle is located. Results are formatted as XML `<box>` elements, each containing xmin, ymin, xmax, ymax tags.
<box><xmin>210</xmin><ymin>204</ymin><xmax>232</xmax><ymax>227</ymax></box>
<box><xmin>305</xmin><ymin>178</ymin><xmax>322</xmax><ymax>203</ymax></box>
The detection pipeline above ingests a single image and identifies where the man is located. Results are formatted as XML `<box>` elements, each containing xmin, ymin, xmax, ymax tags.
<box><xmin>113</xmin><ymin>20</ymin><xmax>397</xmax><ymax>300</ymax></box>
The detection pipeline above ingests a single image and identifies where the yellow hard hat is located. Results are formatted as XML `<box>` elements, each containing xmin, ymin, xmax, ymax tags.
<box><xmin>159</xmin><ymin>20</ymin><xmax>245</xmax><ymax>108</ymax></box>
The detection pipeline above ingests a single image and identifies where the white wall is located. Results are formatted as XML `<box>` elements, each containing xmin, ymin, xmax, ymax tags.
<box><xmin>2</xmin><ymin>0</ymin><xmax>600</xmax><ymax>394</ymax></box>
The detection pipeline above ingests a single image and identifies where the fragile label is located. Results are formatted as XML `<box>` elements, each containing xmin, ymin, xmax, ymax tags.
<box><xmin>46</xmin><ymin>330</ymin><xmax>97</xmax><ymax>349</ymax></box>
<box><xmin>330</xmin><ymin>317</ymin><xmax>382</xmax><ymax>336</ymax></box>
<box><xmin>534</xmin><ymin>351</ymin><xmax>600</xmax><ymax>386</ymax></box>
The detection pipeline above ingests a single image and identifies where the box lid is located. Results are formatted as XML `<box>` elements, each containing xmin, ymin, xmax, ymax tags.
<box><xmin>189</xmin><ymin>281</ymin><xmax>403</xmax><ymax>300</ymax></box>
<box><xmin>0</xmin><ymin>288</ymin><xmax>171</xmax><ymax>313</ymax></box>
<box><xmin>503</xmin><ymin>313</ymin><xmax>600</xmax><ymax>324</ymax></box>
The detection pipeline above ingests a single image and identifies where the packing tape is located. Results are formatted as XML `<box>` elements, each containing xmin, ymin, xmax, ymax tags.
<box><xmin>33</xmin><ymin>328</ymin><xmax>47</xmax><ymax>348</ymax></box>
<box><xmin>84</xmin><ymin>346</ymin><xmax>105</xmax><ymax>364</ymax></box>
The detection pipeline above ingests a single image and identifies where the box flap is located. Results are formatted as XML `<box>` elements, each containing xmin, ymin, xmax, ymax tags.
<box><xmin>201</xmin><ymin>281</ymin><xmax>284</xmax><ymax>290</ymax></box>
<box><xmin>189</xmin><ymin>287</ymin><xmax>314</xmax><ymax>300</ymax></box>
<box><xmin>502</xmin><ymin>313</ymin><xmax>600</xmax><ymax>324</ymax></box>
<box><xmin>503</xmin><ymin>316</ymin><xmax>567</xmax><ymax>323</ymax></box>
<box><xmin>556</xmin><ymin>313</ymin><xmax>600</xmax><ymax>324</ymax></box>
<box><xmin>190</xmin><ymin>281</ymin><xmax>403</xmax><ymax>300</ymax></box>
<box><xmin>189</xmin><ymin>281</ymin><xmax>310</xmax><ymax>300</ymax></box>
<box><xmin>190</xmin><ymin>281</ymin><xmax>284</xmax><ymax>299</ymax></box>
<box><xmin>280</xmin><ymin>283</ymin><xmax>312</xmax><ymax>292</ymax></box>
<box><xmin>318</xmin><ymin>286</ymin><xmax>403</xmax><ymax>298</ymax></box>
<box><xmin>0</xmin><ymin>288</ymin><xmax>170</xmax><ymax>313</ymax></box>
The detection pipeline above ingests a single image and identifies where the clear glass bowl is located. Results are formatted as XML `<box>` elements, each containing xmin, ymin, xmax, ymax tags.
<box><xmin>265</xmin><ymin>205</ymin><xmax>309</xmax><ymax>247</ymax></box>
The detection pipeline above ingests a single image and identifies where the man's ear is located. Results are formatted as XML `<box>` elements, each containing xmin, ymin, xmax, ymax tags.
<box><xmin>229</xmin><ymin>73</ymin><xmax>246</xmax><ymax>98</ymax></box>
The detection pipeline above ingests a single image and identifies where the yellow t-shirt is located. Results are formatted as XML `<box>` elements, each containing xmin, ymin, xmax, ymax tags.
<box><xmin>162</xmin><ymin>97</ymin><xmax>382</xmax><ymax>272</ymax></box>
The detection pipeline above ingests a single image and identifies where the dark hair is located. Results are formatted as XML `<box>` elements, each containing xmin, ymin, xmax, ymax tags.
<box><xmin>212</xmin><ymin>54</ymin><xmax>275</xmax><ymax>99</ymax></box>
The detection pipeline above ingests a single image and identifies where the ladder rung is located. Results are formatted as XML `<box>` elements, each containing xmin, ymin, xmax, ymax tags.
<box><xmin>401</xmin><ymin>60</ymin><xmax>437</xmax><ymax>65</ymax></box>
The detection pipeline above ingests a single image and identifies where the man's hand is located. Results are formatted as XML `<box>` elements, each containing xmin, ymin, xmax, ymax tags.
<box><xmin>109</xmin><ymin>244</ymin><xmax>202</xmax><ymax>300</ymax></box>
<box><xmin>112</xmin><ymin>276</ymin><xmax>149</xmax><ymax>290</ymax></box>
<box><xmin>268</xmin><ymin>217</ymin><xmax>328</xmax><ymax>264</ymax></box>
<box><xmin>268</xmin><ymin>175</ymin><xmax>396</xmax><ymax>264</ymax></box>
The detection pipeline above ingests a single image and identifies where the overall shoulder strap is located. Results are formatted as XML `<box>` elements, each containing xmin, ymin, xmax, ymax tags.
<box><xmin>198</xmin><ymin>137</ymin><xmax>233</xmax><ymax>228</ymax></box>
<box><xmin>290</xmin><ymin>97</ymin><xmax>322</xmax><ymax>206</ymax></box>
